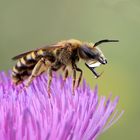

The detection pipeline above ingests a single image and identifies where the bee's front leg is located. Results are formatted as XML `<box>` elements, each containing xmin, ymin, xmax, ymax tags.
<box><xmin>90</xmin><ymin>67</ymin><xmax>104</xmax><ymax>79</ymax></box>
<box><xmin>90</xmin><ymin>67</ymin><xmax>100</xmax><ymax>78</ymax></box>
<box><xmin>75</xmin><ymin>67</ymin><xmax>83</xmax><ymax>88</ymax></box>
<box><xmin>85</xmin><ymin>63</ymin><xmax>103</xmax><ymax>78</ymax></box>
<box><xmin>72</xmin><ymin>69</ymin><xmax>76</xmax><ymax>95</ymax></box>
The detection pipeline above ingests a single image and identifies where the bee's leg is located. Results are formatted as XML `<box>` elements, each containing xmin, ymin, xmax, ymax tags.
<box><xmin>62</xmin><ymin>65</ymin><xmax>66</xmax><ymax>71</ymax></box>
<box><xmin>64</xmin><ymin>69</ymin><xmax>69</xmax><ymax>82</ymax></box>
<box><xmin>85</xmin><ymin>63</ymin><xmax>103</xmax><ymax>78</ymax></box>
<box><xmin>25</xmin><ymin>58</ymin><xmax>47</xmax><ymax>88</ymax></box>
<box><xmin>72</xmin><ymin>64</ymin><xmax>83</xmax><ymax>88</ymax></box>
<box><xmin>75</xmin><ymin>67</ymin><xmax>83</xmax><ymax>88</ymax></box>
<box><xmin>72</xmin><ymin>69</ymin><xmax>76</xmax><ymax>94</ymax></box>
<box><xmin>47</xmin><ymin>68</ymin><xmax>52</xmax><ymax>98</ymax></box>
<box><xmin>18</xmin><ymin>58</ymin><xmax>47</xmax><ymax>94</ymax></box>
<box><xmin>61</xmin><ymin>68</ymin><xmax>69</xmax><ymax>88</ymax></box>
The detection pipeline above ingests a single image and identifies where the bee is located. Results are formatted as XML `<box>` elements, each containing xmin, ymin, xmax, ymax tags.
<box><xmin>12</xmin><ymin>39</ymin><xmax>118</xmax><ymax>97</ymax></box>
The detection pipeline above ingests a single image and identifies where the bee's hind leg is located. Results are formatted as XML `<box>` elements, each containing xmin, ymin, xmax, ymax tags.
<box><xmin>18</xmin><ymin>58</ymin><xmax>52</xmax><ymax>95</ymax></box>
<box><xmin>25</xmin><ymin>58</ymin><xmax>47</xmax><ymax>88</ymax></box>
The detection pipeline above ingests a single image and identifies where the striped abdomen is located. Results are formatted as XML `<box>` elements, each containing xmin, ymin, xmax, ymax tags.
<box><xmin>12</xmin><ymin>49</ymin><xmax>55</xmax><ymax>85</ymax></box>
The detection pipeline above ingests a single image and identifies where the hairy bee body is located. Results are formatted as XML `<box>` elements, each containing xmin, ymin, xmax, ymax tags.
<box><xmin>12</xmin><ymin>39</ymin><xmax>81</xmax><ymax>84</ymax></box>
<box><xmin>12</xmin><ymin>39</ymin><xmax>118</xmax><ymax>97</ymax></box>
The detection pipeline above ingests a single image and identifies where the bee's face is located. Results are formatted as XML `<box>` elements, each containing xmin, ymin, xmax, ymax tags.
<box><xmin>79</xmin><ymin>44</ymin><xmax>107</xmax><ymax>66</ymax></box>
<box><xmin>83</xmin><ymin>46</ymin><xmax>108</xmax><ymax>78</ymax></box>
<box><xmin>92</xmin><ymin>47</ymin><xmax>107</xmax><ymax>65</ymax></box>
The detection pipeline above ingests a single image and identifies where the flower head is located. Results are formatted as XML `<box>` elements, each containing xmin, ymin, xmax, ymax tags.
<box><xmin>0</xmin><ymin>72</ymin><xmax>124</xmax><ymax>140</ymax></box>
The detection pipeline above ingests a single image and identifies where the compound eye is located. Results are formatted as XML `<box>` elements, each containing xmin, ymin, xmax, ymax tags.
<box><xmin>79</xmin><ymin>45</ymin><xmax>96</xmax><ymax>59</ymax></box>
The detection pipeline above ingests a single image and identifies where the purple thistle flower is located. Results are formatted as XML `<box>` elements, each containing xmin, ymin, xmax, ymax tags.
<box><xmin>0</xmin><ymin>72</ymin><xmax>124</xmax><ymax>140</ymax></box>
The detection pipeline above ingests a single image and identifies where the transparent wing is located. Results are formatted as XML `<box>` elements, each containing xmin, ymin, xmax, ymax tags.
<box><xmin>12</xmin><ymin>44</ymin><xmax>62</xmax><ymax>60</ymax></box>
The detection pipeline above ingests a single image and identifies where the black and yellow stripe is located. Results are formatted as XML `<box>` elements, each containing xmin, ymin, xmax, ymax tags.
<box><xmin>12</xmin><ymin>49</ymin><xmax>56</xmax><ymax>85</ymax></box>
<box><xmin>12</xmin><ymin>51</ymin><xmax>38</xmax><ymax>85</ymax></box>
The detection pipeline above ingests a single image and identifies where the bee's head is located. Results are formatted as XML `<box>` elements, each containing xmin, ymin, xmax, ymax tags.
<box><xmin>90</xmin><ymin>46</ymin><xmax>107</xmax><ymax>65</ymax></box>
<box><xmin>79</xmin><ymin>39</ymin><xmax>119</xmax><ymax>65</ymax></box>
<box><xmin>78</xmin><ymin>39</ymin><xmax>119</xmax><ymax>78</ymax></box>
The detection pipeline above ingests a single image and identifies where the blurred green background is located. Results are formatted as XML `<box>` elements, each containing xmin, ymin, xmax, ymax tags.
<box><xmin>0</xmin><ymin>0</ymin><xmax>139</xmax><ymax>139</ymax></box>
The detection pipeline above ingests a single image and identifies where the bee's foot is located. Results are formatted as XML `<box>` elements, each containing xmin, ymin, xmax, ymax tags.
<box><xmin>95</xmin><ymin>71</ymin><xmax>104</xmax><ymax>79</ymax></box>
